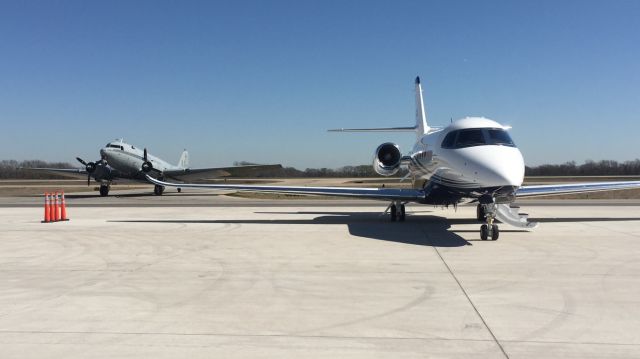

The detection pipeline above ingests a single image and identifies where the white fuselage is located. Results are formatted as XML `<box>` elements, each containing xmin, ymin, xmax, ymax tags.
<box><xmin>406</xmin><ymin>117</ymin><xmax>525</xmax><ymax>202</ymax></box>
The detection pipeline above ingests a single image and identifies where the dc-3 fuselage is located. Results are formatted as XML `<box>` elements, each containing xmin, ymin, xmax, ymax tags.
<box><xmin>144</xmin><ymin>76</ymin><xmax>640</xmax><ymax>240</ymax></box>
<box><xmin>27</xmin><ymin>139</ymin><xmax>281</xmax><ymax>197</ymax></box>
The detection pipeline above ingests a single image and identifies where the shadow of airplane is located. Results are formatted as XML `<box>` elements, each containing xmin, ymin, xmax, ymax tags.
<box><xmin>65</xmin><ymin>192</ymin><xmax>224</xmax><ymax>199</ymax></box>
<box><xmin>110</xmin><ymin>211</ymin><xmax>475</xmax><ymax>247</ymax></box>
<box><xmin>108</xmin><ymin>209</ymin><xmax>640</xmax><ymax>248</ymax></box>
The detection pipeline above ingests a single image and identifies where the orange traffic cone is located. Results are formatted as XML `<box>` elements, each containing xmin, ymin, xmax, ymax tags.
<box><xmin>53</xmin><ymin>192</ymin><xmax>60</xmax><ymax>222</ymax></box>
<box><xmin>60</xmin><ymin>191</ymin><xmax>69</xmax><ymax>221</ymax></box>
<box><xmin>42</xmin><ymin>192</ymin><xmax>51</xmax><ymax>223</ymax></box>
<box><xmin>48</xmin><ymin>193</ymin><xmax>55</xmax><ymax>222</ymax></box>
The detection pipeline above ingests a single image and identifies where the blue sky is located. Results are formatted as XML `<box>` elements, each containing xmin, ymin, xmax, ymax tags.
<box><xmin>1</xmin><ymin>0</ymin><xmax>639</xmax><ymax>168</ymax></box>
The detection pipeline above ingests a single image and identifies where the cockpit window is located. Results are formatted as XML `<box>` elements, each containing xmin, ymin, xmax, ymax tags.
<box><xmin>441</xmin><ymin>132</ymin><xmax>457</xmax><ymax>149</ymax></box>
<box><xmin>441</xmin><ymin>128</ymin><xmax>515</xmax><ymax>149</ymax></box>
<box><xmin>107</xmin><ymin>144</ymin><xmax>124</xmax><ymax>150</ymax></box>
<box><xmin>487</xmin><ymin>129</ymin><xmax>515</xmax><ymax>146</ymax></box>
<box><xmin>456</xmin><ymin>129</ymin><xmax>486</xmax><ymax>148</ymax></box>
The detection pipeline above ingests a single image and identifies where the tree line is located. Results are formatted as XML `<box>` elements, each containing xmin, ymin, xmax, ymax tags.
<box><xmin>524</xmin><ymin>159</ymin><xmax>640</xmax><ymax>176</ymax></box>
<box><xmin>3</xmin><ymin>159</ymin><xmax>640</xmax><ymax>179</ymax></box>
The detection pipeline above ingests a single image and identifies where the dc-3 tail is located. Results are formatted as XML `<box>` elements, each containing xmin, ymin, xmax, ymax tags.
<box><xmin>328</xmin><ymin>76</ymin><xmax>429</xmax><ymax>139</ymax></box>
<box><xmin>178</xmin><ymin>150</ymin><xmax>189</xmax><ymax>169</ymax></box>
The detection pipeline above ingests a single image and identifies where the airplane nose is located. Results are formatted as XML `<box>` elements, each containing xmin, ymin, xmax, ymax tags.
<box><xmin>468</xmin><ymin>147</ymin><xmax>525</xmax><ymax>187</ymax></box>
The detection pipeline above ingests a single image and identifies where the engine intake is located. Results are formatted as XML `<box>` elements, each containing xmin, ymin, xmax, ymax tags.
<box><xmin>373</xmin><ymin>142</ymin><xmax>402</xmax><ymax>176</ymax></box>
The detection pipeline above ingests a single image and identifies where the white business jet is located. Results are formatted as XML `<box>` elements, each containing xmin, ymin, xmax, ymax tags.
<box><xmin>29</xmin><ymin>139</ymin><xmax>281</xmax><ymax>196</ymax></box>
<box><xmin>144</xmin><ymin>77</ymin><xmax>640</xmax><ymax>240</ymax></box>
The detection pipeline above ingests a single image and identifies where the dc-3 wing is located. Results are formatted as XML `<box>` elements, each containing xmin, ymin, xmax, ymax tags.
<box><xmin>145</xmin><ymin>175</ymin><xmax>425</xmax><ymax>201</ymax></box>
<box><xmin>516</xmin><ymin>180</ymin><xmax>640</xmax><ymax>197</ymax></box>
<box><xmin>162</xmin><ymin>164</ymin><xmax>284</xmax><ymax>181</ymax></box>
<box><xmin>19</xmin><ymin>167</ymin><xmax>87</xmax><ymax>179</ymax></box>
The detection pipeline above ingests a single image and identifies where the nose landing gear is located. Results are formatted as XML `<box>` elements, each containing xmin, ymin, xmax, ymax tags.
<box><xmin>478</xmin><ymin>203</ymin><xmax>499</xmax><ymax>240</ymax></box>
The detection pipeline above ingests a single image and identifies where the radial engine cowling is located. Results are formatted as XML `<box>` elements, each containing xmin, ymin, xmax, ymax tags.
<box><xmin>373</xmin><ymin>142</ymin><xmax>402</xmax><ymax>176</ymax></box>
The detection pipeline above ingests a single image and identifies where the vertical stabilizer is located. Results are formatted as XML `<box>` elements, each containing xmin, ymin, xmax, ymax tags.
<box><xmin>415</xmin><ymin>76</ymin><xmax>429</xmax><ymax>137</ymax></box>
<box><xmin>178</xmin><ymin>150</ymin><xmax>189</xmax><ymax>169</ymax></box>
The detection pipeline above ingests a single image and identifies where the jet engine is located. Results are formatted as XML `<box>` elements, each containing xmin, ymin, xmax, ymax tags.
<box><xmin>373</xmin><ymin>142</ymin><xmax>402</xmax><ymax>176</ymax></box>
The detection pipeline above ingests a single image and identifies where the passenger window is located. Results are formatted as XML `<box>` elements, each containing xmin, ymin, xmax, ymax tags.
<box><xmin>455</xmin><ymin>129</ymin><xmax>486</xmax><ymax>148</ymax></box>
<box><xmin>441</xmin><ymin>131</ymin><xmax>457</xmax><ymax>149</ymax></box>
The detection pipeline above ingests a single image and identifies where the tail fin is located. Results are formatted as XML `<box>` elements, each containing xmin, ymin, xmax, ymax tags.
<box><xmin>178</xmin><ymin>150</ymin><xmax>189</xmax><ymax>169</ymax></box>
<box><xmin>328</xmin><ymin>76</ymin><xmax>429</xmax><ymax>138</ymax></box>
<box><xmin>414</xmin><ymin>76</ymin><xmax>429</xmax><ymax>136</ymax></box>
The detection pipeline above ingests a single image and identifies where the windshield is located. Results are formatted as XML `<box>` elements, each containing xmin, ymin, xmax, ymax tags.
<box><xmin>441</xmin><ymin>128</ymin><xmax>515</xmax><ymax>149</ymax></box>
<box><xmin>456</xmin><ymin>129</ymin><xmax>486</xmax><ymax>148</ymax></box>
<box><xmin>487</xmin><ymin>129</ymin><xmax>515</xmax><ymax>146</ymax></box>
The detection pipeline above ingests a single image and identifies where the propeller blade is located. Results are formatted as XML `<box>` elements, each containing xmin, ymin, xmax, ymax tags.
<box><xmin>76</xmin><ymin>157</ymin><xmax>87</xmax><ymax>166</ymax></box>
<box><xmin>87</xmin><ymin>174</ymin><xmax>91</xmax><ymax>186</ymax></box>
<box><xmin>143</xmin><ymin>148</ymin><xmax>148</xmax><ymax>162</ymax></box>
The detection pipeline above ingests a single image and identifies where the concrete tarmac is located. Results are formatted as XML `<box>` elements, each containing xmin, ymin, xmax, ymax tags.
<box><xmin>1</xmin><ymin>196</ymin><xmax>639</xmax><ymax>358</ymax></box>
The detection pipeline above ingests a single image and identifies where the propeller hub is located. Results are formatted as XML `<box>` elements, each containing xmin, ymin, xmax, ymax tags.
<box><xmin>141</xmin><ymin>161</ymin><xmax>153</xmax><ymax>173</ymax></box>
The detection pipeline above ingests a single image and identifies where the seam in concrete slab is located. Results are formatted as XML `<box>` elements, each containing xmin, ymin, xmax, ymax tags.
<box><xmin>431</xmin><ymin>246</ymin><xmax>510</xmax><ymax>359</ymax></box>
<box><xmin>0</xmin><ymin>330</ymin><xmax>638</xmax><ymax>347</ymax></box>
<box><xmin>0</xmin><ymin>330</ymin><xmax>497</xmax><ymax>342</ymax></box>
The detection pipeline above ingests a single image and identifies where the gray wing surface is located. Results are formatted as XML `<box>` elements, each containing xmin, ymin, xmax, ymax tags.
<box><xmin>516</xmin><ymin>181</ymin><xmax>640</xmax><ymax>197</ymax></box>
<box><xmin>146</xmin><ymin>175</ymin><xmax>424</xmax><ymax>201</ymax></box>
<box><xmin>163</xmin><ymin>164</ymin><xmax>283</xmax><ymax>181</ymax></box>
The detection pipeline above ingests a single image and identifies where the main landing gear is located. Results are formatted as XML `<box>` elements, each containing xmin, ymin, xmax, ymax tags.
<box><xmin>99</xmin><ymin>184</ymin><xmax>110</xmax><ymax>197</ymax></box>
<box><xmin>153</xmin><ymin>184</ymin><xmax>165</xmax><ymax>196</ymax></box>
<box><xmin>389</xmin><ymin>201</ymin><xmax>406</xmax><ymax>222</ymax></box>
<box><xmin>477</xmin><ymin>203</ymin><xmax>499</xmax><ymax>240</ymax></box>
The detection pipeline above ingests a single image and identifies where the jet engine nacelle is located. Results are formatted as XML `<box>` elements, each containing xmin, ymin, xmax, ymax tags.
<box><xmin>373</xmin><ymin>142</ymin><xmax>402</xmax><ymax>176</ymax></box>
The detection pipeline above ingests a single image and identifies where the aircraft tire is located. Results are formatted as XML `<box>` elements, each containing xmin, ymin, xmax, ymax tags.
<box><xmin>491</xmin><ymin>224</ymin><xmax>499</xmax><ymax>241</ymax></box>
<box><xmin>399</xmin><ymin>204</ymin><xmax>406</xmax><ymax>221</ymax></box>
<box><xmin>390</xmin><ymin>204</ymin><xmax>397</xmax><ymax>222</ymax></box>
<box><xmin>99</xmin><ymin>185</ymin><xmax>109</xmax><ymax>197</ymax></box>
<box><xmin>480</xmin><ymin>224</ymin><xmax>489</xmax><ymax>240</ymax></box>
<box><xmin>154</xmin><ymin>185</ymin><xmax>165</xmax><ymax>196</ymax></box>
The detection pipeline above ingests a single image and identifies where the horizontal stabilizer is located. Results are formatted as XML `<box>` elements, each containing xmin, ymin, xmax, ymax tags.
<box><xmin>328</xmin><ymin>126</ymin><xmax>417</xmax><ymax>133</ymax></box>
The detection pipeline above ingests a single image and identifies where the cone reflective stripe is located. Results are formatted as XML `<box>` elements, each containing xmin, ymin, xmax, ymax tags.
<box><xmin>43</xmin><ymin>192</ymin><xmax>51</xmax><ymax>223</ymax></box>
<box><xmin>60</xmin><ymin>191</ymin><xmax>68</xmax><ymax>221</ymax></box>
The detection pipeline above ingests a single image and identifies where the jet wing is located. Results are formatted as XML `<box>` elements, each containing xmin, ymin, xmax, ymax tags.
<box><xmin>163</xmin><ymin>164</ymin><xmax>283</xmax><ymax>181</ymax></box>
<box><xmin>516</xmin><ymin>180</ymin><xmax>640</xmax><ymax>197</ymax></box>
<box><xmin>146</xmin><ymin>175</ymin><xmax>424</xmax><ymax>201</ymax></box>
<box><xmin>19</xmin><ymin>167</ymin><xmax>88</xmax><ymax>179</ymax></box>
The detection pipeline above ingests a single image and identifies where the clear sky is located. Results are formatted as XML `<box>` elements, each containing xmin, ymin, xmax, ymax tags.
<box><xmin>1</xmin><ymin>0</ymin><xmax>639</xmax><ymax>168</ymax></box>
